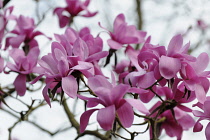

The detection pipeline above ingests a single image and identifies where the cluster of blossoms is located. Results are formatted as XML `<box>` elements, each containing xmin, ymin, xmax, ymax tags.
<box><xmin>1</xmin><ymin>0</ymin><xmax>210</xmax><ymax>140</ymax></box>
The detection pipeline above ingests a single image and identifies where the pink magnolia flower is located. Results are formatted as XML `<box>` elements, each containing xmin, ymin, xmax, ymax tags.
<box><xmin>180</xmin><ymin>52</ymin><xmax>210</xmax><ymax>104</ymax></box>
<box><xmin>6</xmin><ymin>47</ymin><xmax>40</xmax><ymax>96</ymax></box>
<box><xmin>79</xmin><ymin>75</ymin><xmax>149</xmax><ymax>133</ymax></box>
<box><xmin>159</xmin><ymin>34</ymin><xmax>195</xmax><ymax>80</ymax></box>
<box><xmin>55</xmin><ymin>27</ymin><xmax>108</xmax><ymax>78</ymax></box>
<box><xmin>54</xmin><ymin>0</ymin><xmax>97</xmax><ymax>28</ymax></box>
<box><xmin>193</xmin><ymin>97</ymin><xmax>210</xmax><ymax>140</ymax></box>
<box><xmin>36</xmin><ymin>42</ymin><xmax>78</xmax><ymax>106</ymax></box>
<box><xmin>101</xmin><ymin>13</ymin><xmax>146</xmax><ymax>49</ymax></box>
<box><xmin>5</xmin><ymin>15</ymin><xmax>50</xmax><ymax>50</ymax></box>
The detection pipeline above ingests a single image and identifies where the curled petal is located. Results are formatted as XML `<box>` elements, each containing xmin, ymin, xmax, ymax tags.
<box><xmin>159</xmin><ymin>56</ymin><xmax>181</xmax><ymax>79</ymax></box>
<box><xmin>80</xmin><ymin>109</ymin><xmax>98</xmax><ymax>133</ymax></box>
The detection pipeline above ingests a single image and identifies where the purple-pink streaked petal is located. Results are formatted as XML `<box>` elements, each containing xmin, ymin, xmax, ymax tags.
<box><xmin>85</xmin><ymin>51</ymin><xmax>108</xmax><ymax>62</ymax></box>
<box><xmin>73</xmin><ymin>38</ymin><xmax>89</xmax><ymax>60</ymax></box>
<box><xmin>167</xmin><ymin>34</ymin><xmax>183</xmax><ymax>56</ymax></box>
<box><xmin>125</xmin><ymin>98</ymin><xmax>149</xmax><ymax>114</ymax></box>
<box><xmin>62</xmin><ymin>75</ymin><xmax>78</xmax><ymax>98</ymax></box>
<box><xmin>14</xmin><ymin>74</ymin><xmax>26</xmax><ymax>96</ymax></box>
<box><xmin>80</xmin><ymin>109</ymin><xmax>98</xmax><ymax>133</ymax></box>
<box><xmin>88</xmin><ymin>75</ymin><xmax>113</xmax><ymax>91</ymax></box>
<box><xmin>97</xmin><ymin>105</ymin><xmax>115</xmax><ymax>131</ymax></box>
<box><xmin>195</xmin><ymin>84</ymin><xmax>206</xmax><ymax>104</ymax></box>
<box><xmin>110</xmin><ymin>84</ymin><xmax>129</xmax><ymax>103</ymax></box>
<box><xmin>117</xmin><ymin>101</ymin><xmax>134</xmax><ymax>128</ymax></box>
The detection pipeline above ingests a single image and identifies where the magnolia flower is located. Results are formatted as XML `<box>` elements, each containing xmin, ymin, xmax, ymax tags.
<box><xmin>159</xmin><ymin>34</ymin><xmax>195</xmax><ymax>80</ymax></box>
<box><xmin>37</xmin><ymin>42</ymin><xmax>78</xmax><ymax>106</ymax></box>
<box><xmin>101</xmin><ymin>13</ymin><xmax>146</xmax><ymax>49</ymax></box>
<box><xmin>5</xmin><ymin>15</ymin><xmax>50</xmax><ymax>50</ymax></box>
<box><xmin>79</xmin><ymin>75</ymin><xmax>149</xmax><ymax>133</ymax></box>
<box><xmin>6</xmin><ymin>47</ymin><xmax>40</xmax><ymax>96</ymax></box>
<box><xmin>54</xmin><ymin>0</ymin><xmax>97</xmax><ymax>28</ymax></box>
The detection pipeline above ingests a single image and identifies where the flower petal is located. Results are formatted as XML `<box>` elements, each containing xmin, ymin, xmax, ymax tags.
<box><xmin>62</xmin><ymin>75</ymin><xmax>78</xmax><ymax>98</ymax></box>
<box><xmin>97</xmin><ymin>105</ymin><xmax>115</xmax><ymax>130</ymax></box>
<box><xmin>159</xmin><ymin>56</ymin><xmax>181</xmax><ymax>79</ymax></box>
<box><xmin>117</xmin><ymin>100</ymin><xmax>134</xmax><ymax>128</ymax></box>
<box><xmin>14</xmin><ymin>74</ymin><xmax>26</xmax><ymax>96</ymax></box>
<box><xmin>80</xmin><ymin>109</ymin><xmax>98</xmax><ymax>133</ymax></box>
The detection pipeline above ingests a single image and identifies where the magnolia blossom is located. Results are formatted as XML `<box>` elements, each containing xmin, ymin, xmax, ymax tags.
<box><xmin>54</xmin><ymin>0</ymin><xmax>97</xmax><ymax>28</ymax></box>
<box><xmin>79</xmin><ymin>75</ymin><xmax>149</xmax><ymax>132</ymax></box>
<box><xmin>6</xmin><ymin>47</ymin><xmax>40</xmax><ymax>96</ymax></box>
<box><xmin>101</xmin><ymin>13</ymin><xmax>146</xmax><ymax>49</ymax></box>
<box><xmin>5</xmin><ymin>15</ymin><xmax>50</xmax><ymax>50</ymax></box>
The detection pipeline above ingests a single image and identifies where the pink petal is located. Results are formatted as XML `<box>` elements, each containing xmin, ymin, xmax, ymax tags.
<box><xmin>62</xmin><ymin>75</ymin><xmax>77</xmax><ymax>98</ymax></box>
<box><xmin>205</xmin><ymin>122</ymin><xmax>210</xmax><ymax>140</ymax></box>
<box><xmin>167</xmin><ymin>34</ymin><xmax>183</xmax><ymax>56</ymax></box>
<box><xmin>107</xmin><ymin>39</ymin><xmax>123</xmax><ymax>49</ymax></box>
<box><xmin>193</xmin><ymin>52</ymin><xmax>209</xmax><ymax>74</ymax></box>
<box><xmin>193</xmin><ymin>120</ymin><xmax>203</xmax><ymax>132</ymax></box>
<box><xmin>111</xmin><ymin>84</ymin><xmax>129</xmax><ymax>103</ymax></box>
<box><xmin>192</xmin><ymin>110</ymin><xmax>205</xmax><ymax>117</ymax></box>
<box><xmin>51</xmin><ymin>42</ymin><xmax>67</xmax><ymax>62</ymax></box>
<box><xmin>80</xmin><ymin>109</ymin><xmax>98</xmax><ymax>133</ymax></box>
<box><xmin>117</xmin><ymin>100</ymin><xmax>134</xmax><ymax>128</ymax></box>
<box><xmin>9</xmin><ymin>35</ymin><xmax>26</xmax><ymax>48</ymax></box>
<box><xmin>159</xmin><ymin>56</ymin><xmax>181</xmax><ymax>79</ymax></box>
<box><xmin>195</xmin><ymin>84</ymin><xmax>206</xmax><ymax>104</ymax></box>
<box><xmin>125</xmin><ymin>98</ymin><xmax>149</xmax><ymax>114</ymax></box>
<box><xmin>88</xmin><ymin>75</ymin><xmax>112</xmax><ymax>91</ymax></box>
<box><xmin>73</xmin><ymin>38</ymin><xmax>89</xmax><ymax>60</ymax></box>
<box><xmin>97</xmin><ymin>105</ymin><xmax>115</xmax><ymax>130</ymax></box>
<box><xmin>85</xmin><ymin>51</ymin><xmax>108</xmax><ymax>62</ymax></box>
<box><xmin>204</xmin><ymin>100</ymin><xmax>210</xmax><ymax>116</ymax></box>
<box><xmin>138</xmin><ymin>71</ymin><xmax>156</xmax><ymax>88</ymax></box>
<box><xmin>42</xmin><ymin>84</ymin><xmax>51</xmax><ymax>107</ymax></box>
<box><xmin>14</xmin><ymin>74</ymin><xmax>26</xmax><ymax>96</ymax></box>
<box><xmin>178</xmin><ymin>114</ymin><xmax>195</xmax><ymax>130</ymax></box>
<box><xmin>113</xmin><ymin>14</ymin><xmax>125</xmax><ymax>33</ymax></box>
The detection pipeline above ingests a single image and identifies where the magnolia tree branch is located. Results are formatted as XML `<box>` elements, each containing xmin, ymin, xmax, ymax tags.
<box><xmin>62</xmin><ymin>98</ymin><xmax>111</xmax><ymax>140</ymax></box>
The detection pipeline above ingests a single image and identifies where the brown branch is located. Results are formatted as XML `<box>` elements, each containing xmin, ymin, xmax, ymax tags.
<box><xmin>136</xmin><ymin>0</ymin><xmax>143</xmax><ymax>30</ymax></box>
